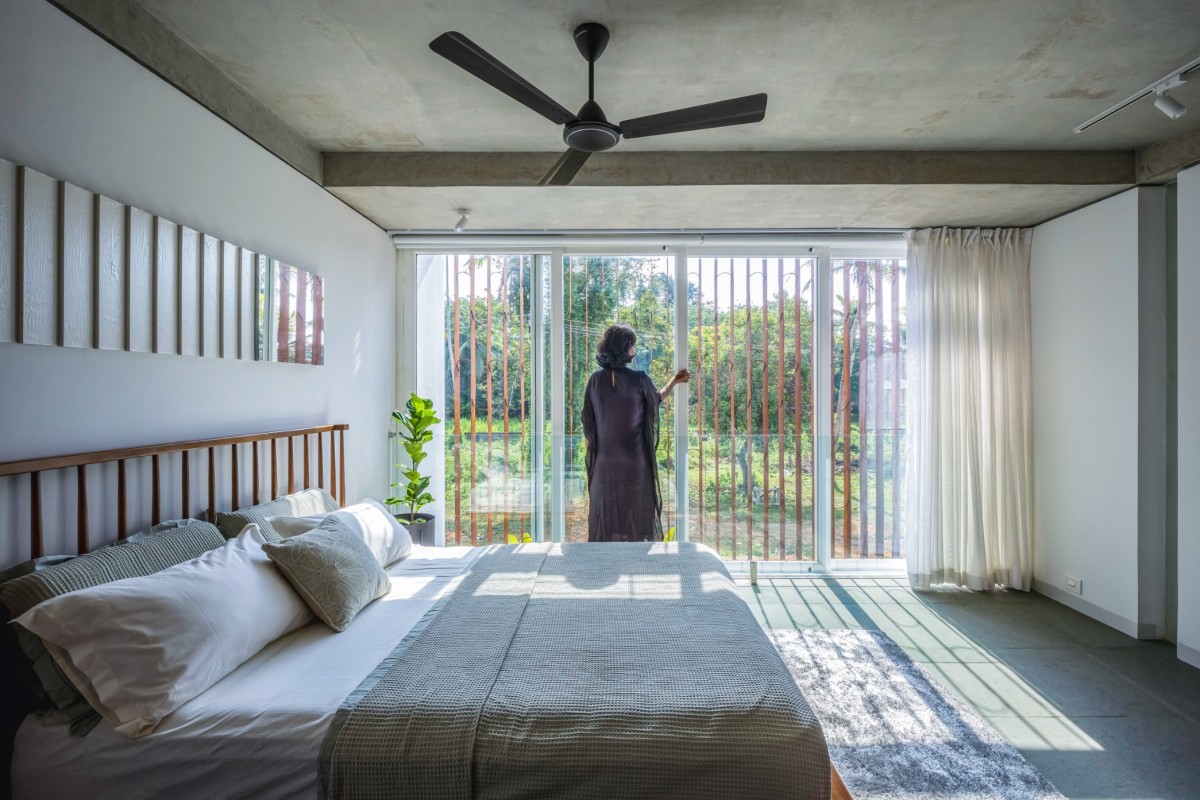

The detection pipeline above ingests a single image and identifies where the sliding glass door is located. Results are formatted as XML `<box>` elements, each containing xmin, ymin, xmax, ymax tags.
<box><xmin>829</xmin><ymin>258</ymin><xmax>908</xmax><ymax>562</ymax></box>
<box><xmin>414</xmin><ymin>246</ymin><xmax>906</xmax><ymax>568</ymax></box>
<box><xmin>435</xmin><ymin>253</ymin><xmax>541</xmax><ymax>546</ymax></box>
<box><xmin>685</xmin><ymin>255</ymin><xmax>821</xmax><ymax>561</ymax></box>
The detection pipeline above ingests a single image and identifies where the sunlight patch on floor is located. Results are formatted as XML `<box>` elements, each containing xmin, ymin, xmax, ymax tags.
<box><xmin>745</xmin><ymin>576</ymin><xmax>1106</xmax><ymax>753</ymax></box>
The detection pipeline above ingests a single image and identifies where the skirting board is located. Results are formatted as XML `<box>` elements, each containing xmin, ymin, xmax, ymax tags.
<box><xmin>1032</xmin><ymin>578</ymin><xmax>1144</xmax><ymax>639</ymax></box>
<box><xmin>1179</xmin><ymin>643</ymin><xmax>1200</xmax><ymax>670</ymax></box>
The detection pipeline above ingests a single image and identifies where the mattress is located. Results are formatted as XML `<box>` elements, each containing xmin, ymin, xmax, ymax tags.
<box><xmin>11</xmin><ymin>545</ymin><xmax>484</xmax><ymax>800</ymax></box>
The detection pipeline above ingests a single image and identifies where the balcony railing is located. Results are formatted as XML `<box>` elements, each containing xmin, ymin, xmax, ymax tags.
<box><xmin>422</xmin><ymin>254</ymin><xmax>905</xmax><ymax>561</ymax></box>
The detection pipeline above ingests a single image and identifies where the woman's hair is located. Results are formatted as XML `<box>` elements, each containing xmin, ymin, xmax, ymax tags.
<box><xmin>596</xmin><ymin>323</ymin><xmax>637</xmax><ymax>369</ymax></box>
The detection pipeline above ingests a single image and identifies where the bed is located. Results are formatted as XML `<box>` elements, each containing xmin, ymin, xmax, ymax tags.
<box><xmin>0</xmin><ymin>425</ymin><xmax>847</xmax><ymax>800</ymax></box>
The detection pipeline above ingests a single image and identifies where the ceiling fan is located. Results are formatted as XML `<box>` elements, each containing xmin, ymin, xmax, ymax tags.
<box><xmin>430</xmin><ymin>23</ymin><xmax>768</xmax><ymax>186</ymax></box>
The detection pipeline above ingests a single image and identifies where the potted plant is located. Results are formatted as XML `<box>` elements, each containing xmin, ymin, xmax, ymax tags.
<box><xmin>386</xmin><ymin>393</ymin><xmax>440</xmax><ymax>545</ymax></box>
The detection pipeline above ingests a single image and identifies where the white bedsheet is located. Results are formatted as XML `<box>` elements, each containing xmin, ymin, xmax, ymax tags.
<box><xmin>12</xmin><ymin>545</ymin><xmax>484</xmax><ymax>800</ymax></box>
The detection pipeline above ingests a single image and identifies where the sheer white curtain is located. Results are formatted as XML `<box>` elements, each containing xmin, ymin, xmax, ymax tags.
<box><xmin>904</xmin><ymin>228</ymin><xmax>1034</xmax><ymax>591</ymax></box>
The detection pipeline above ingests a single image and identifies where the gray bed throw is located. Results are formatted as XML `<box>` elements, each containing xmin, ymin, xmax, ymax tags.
<box><xmin>320</xmin><ymin>542</ymin><xmax>829</xmax><ymax>799</ymax></box>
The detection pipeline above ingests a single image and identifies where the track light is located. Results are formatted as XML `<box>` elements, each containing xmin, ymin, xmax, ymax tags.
<box><xmin>1154</xmin><ymin>74</ymin><xmax>1188</xmax><ymax>120</ymax></box>
<box><xmin>1074</xmin><ymin>56</ymin><xmax>1198</xmax><ymax>133</ymax></box>
<box><xmin>1155</xmin><ymin>92</ymin><xmax>1187</xmax><ymax>120</ymax></box>
<box><xmin>453</xmin><ymin>208</ymin><xmax>470</xmax><ymax>233</ymax></box>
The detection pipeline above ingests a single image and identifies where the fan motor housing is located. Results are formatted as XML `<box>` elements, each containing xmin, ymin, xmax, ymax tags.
<box><xmin>563</xmin><ymin>120</ymin><xmax>621</xmax><ymax>152</ymax></box>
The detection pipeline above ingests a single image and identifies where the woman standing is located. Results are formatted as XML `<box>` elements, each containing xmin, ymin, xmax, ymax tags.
<box><xmin>581</xmin><ymin>324</ymin><xmax>689</xmax><ymax>542</ymax></box>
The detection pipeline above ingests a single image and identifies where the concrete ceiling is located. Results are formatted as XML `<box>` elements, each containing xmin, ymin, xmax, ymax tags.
<box><xmin>136</xmin><ymin>0</ymin><xmax>1200</xmax><ymax>152</ymax></box>
<box><xmin>125</xmin><ymin>0</ymin><xmax>1200</xmax><ymax>228</ymax></box>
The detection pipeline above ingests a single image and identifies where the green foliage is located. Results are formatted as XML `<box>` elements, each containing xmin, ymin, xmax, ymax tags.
<box><xmin>438</xmin><ymin>256</ymin><xmax>907</xmax><ymax>554</ymax></box>
<box><xmin>387</xmin><ymin>393</ymin><xmax>441</xmax><ymax>522</ymax></box>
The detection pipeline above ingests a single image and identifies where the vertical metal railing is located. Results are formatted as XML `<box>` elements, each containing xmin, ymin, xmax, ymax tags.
<box><xmin>451</xmin><ymin>255</ymin><xmax>462</xmax><ymax>544</ymax></box>
<box><xmin>760</xmin><ymin>259</ymin><xmax>770</xmax><ymax>559</ymax></box>
<box><xmin>742</xmin><ymin>260</ymin><xmax>752</xmax><ymax>558</ymax></box>
<box><xmin>857</xmin><ymin>260</ymin><xmax>869</xmax><ymax>557</ymax></box>
<box><xmin>518</xmin><ymin>256</ymin><xmax>527</xmax><ymax>538</ymax></box>
<box><xmin>828</xmin><ymin>258</ymin><xmax>908</xmax><ymax>559</ymax></box>
<box><xmin>776</xmin><ymin>258</ymin><xmax>786</xmax><ymax>560</ymax></box>
<box><xmin>468</xmin><ymin>259</ymin><xmax>478</xmax><ymax>544</ymax></box>
<box><xmin>727</xmin><ymin>265</ymin><xmax>737</xmax><ymax>559</ymax></box>
<box><xmin>686</xmin><ymin>257</ymin><xmax>818</xmax><ymax>560</ymax></box>
<box><xmin>873</xmin><ymin>260</ymin><xmax>885</xmax><ymax>557</ymax></box>
<box><xmin>443</xmin><ymin>255</ymin><xmax>535</xmax><ymax>546</ymax></box>
<box><xmin>838</xmin><ymin>261</ymin><xmax>852</xmax><ymax>558</ymax></box>
<box><xmin>891</xmin><ymin>259</ymin><xmax>903</xmax><ymax>557</ymax></box>
<box><xmin>484</xmin><ymin>258</ymin><xmax>495</xmax><ymax>543</ymax></box>
<box><xmin>434</xmin><ymin>252</ymin><xmax>904</xmax><ymax>559</ymax></box>
<box><xmin>792</xmin><ymin>260</ymin><xmax>811</xmax><ymax>561</ymax></box>
<box><xmin>500</xmin><ymin>259</ymin><xmax>511</xmax><ymax>543</ymax></box>
<box><xmin>694</xmin><ymin>258</ymin><xmax>705</xmax><ymax>544</ymax></box>
<box><xmin>711</xmin><ymin>260</ymin><xmax>722</xmax><ymax>554</ymax></box>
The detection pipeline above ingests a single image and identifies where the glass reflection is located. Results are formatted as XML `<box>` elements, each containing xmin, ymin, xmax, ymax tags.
<box><xmin>257</xmin><ymin>256</ymin><xmax>324</xmax><ymax>365</ymax></box>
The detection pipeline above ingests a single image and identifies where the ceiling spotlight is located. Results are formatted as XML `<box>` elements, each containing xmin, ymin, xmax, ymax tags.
<box><xmin>1155</xmin><ymin>92</ymin><xmax>1187</xmax><ymax>120</ymax></box>
<box><xmin>1154</xmin><ymin>74</ymin><xmax>1188</xmax><ymax>120</ymax></box>
<box><xmin>453</xmin><ymin>208</ymin><xmax>470</xmax><ymax>233</ymax></box>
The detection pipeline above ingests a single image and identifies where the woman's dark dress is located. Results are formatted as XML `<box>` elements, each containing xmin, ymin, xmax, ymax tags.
<box><xmin>581</xmin><ymin>367</ymin><xmax>664</xmax><ymax>542</ymax></box>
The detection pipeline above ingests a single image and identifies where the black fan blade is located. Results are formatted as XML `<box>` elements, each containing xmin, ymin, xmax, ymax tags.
<box><xmin>539</xmin><ymin>149</ymin><xmax>592</xmax><ymax>186</ymax></box>
<box><xmin>430</xmin><ymin>32</ymin><xmax>576</xmax><ymax>126</ymax></box>
<box><xmin>619</xmin><ymin>93</ymin><xmax>768</xmax><ymax>139</ymax></box>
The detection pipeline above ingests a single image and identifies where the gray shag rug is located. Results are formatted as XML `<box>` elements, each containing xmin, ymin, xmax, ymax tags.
<box><xmin>769</xmin><ymin>629</ymin><xmax>1064</xmax><ymax>800</ymax></box>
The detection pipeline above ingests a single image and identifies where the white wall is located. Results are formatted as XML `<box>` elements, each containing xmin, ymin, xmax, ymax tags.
<box><xmin>0</xmin><ymin>0</ymin><xmax>396</xmax><ymax>563</ymax></box>
<box><xmin>1030</xmin><ymin>188</ymin><xmax>1167</xmax><ymax>639</ymax></box>
<box><xmin>395</xmin><ymin>253</ymin><xmax>448</xmax><ymax>546</ymax></box>
<box><xmin>1178</xmin><ymin>165</ymin><xmax>1200</xmax><ymax>668</ymax></box>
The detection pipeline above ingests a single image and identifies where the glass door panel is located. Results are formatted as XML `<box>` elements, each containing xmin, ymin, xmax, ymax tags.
<box><xmin>560</xmin><ymin>254</ymin><xmax>677</xmax><ymax>542</ymax></box>
<box><xmin>830</xmin><ymin>258</ymin><xmax>907</xmax><ymax>561</ymax></box>
<box><xmin>441</xmin><ymin>254</ymin><xmax>538</xmax><ymax>545</ymax></box>
<box><xmin>686</xmin><ymin>257</ymin><xmax>818</xmax><ymax>560</ymax></box>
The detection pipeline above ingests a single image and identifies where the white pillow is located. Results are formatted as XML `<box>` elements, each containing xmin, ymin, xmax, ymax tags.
<box><xmin>268</xmin><ymin>498</ymin><xmax>413</xmax><ymax>566</ymax></box>
<box><xmin>14</xmin><ymin>525</ymin><xmax>313</xmax><ymax>738</ymax></box>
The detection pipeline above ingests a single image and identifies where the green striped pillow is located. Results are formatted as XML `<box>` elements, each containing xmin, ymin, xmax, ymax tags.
<box><xmin>0</xmin><ymin>521</ymin><xmax>224</xmax><ymax>735</ymax></box>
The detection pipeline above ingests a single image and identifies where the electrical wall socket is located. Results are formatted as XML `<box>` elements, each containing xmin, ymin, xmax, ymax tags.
<box><xmin>1064</xmin><ymin>574</ymin><xmax>1083</xmax><ymax>596</ymax></box>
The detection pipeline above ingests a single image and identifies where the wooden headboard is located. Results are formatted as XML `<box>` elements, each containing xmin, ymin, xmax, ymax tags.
<box><xmin>0</xmin><ymin>424</ymin><xmax>348</xmax><ymax>558</ymax></box>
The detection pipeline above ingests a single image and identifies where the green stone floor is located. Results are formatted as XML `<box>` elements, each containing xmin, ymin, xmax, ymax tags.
<box><xmin>741</xmin><ymin>576</ymin><xmax>1200</xmax><ymax>800</ymax></box>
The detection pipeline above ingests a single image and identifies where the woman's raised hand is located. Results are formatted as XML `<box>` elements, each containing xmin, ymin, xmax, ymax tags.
<box><xmin>660</xmin><ymin>369</ymin><xmax>691</xmax><ymax>401</ymax></box>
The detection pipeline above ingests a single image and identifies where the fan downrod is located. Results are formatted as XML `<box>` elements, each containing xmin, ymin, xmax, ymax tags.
<box><xmin>564</xmin><ymin>22</ymin><xmax>619</xmax><ymax>152</ymax></box>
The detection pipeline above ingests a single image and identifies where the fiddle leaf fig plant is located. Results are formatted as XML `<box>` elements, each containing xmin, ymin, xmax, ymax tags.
<box><xmin>386</xmin><ymin>393</ymin><xmax>440</xmax><ymax>523</ymax></box>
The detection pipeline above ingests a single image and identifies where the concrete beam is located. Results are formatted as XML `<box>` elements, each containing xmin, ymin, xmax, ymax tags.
<box><xmin>47</xmin><ymin>0</ymin><xmax>322</xmax><ymax>182</ymax></box>
<box><xmin>1137</xmin><ymin>126</ymin><xmax>1200</xmax><ymax>184</ymax></box>
<box><xmin>329</xmin><ymin>184</ymin><xmax>1129</xmax><ymax>231</ymax></box>
<box><xmin>323</xmin><ymin>150</ymin><xmax>1135</xmax><ymax>189</ymax></box>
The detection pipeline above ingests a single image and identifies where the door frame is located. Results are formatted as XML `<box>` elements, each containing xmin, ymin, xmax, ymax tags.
<box><xmin>399</xmin><ymin>238</ymin><xmax>905</xmax><ymax>571</ymax></box>
<box><xmin>684</xmin><ymin>247</ymin><xmax>832</xmax><ymax>567</ymax></box>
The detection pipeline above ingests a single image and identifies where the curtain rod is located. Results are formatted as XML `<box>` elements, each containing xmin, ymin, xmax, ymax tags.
<box><xmin>390</xmin><ymin>230</ymin><xmax>907</xmax><ymax>249</ymax></box>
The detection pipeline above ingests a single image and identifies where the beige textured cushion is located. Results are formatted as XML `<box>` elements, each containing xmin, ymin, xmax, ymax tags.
<box><xmin>215</xmin><ymin>488</ymin><xmax>339</xmax><ymax>541</ymax></box>
<box><xmin>269</xmin><ymin>498</ymin><xmax>413</xmax><ymax>566</ymax></box>
<box><xmin>262</xmin><ymin>516</ymin><xmax>391</xmax><ymax>632</ymax></box>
